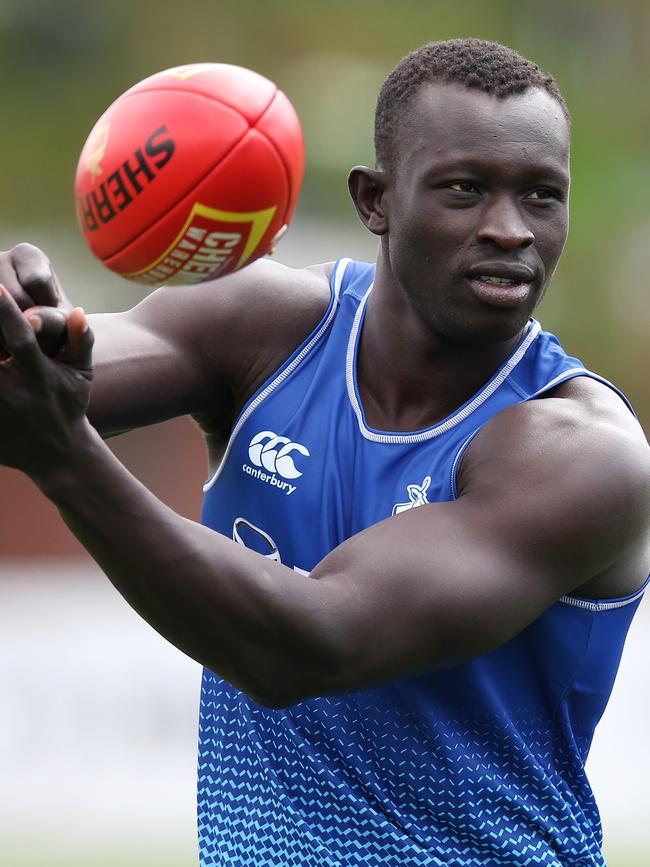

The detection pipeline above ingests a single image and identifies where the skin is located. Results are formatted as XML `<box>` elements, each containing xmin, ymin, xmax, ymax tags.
<box><xmin>0</xmin><ymin>83</ymin><xmax>648</xmax><ymax>708</ymax></box>
<box><xmin>349</xmin><ymin>84</ymin><xmax>570</xmax><ymax>429</ymax></box>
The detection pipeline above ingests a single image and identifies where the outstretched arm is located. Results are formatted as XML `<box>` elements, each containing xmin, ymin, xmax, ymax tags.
<box><xmin>0</xmin><ymin>288</ymin><xmax>648</xmax><ymax>708</ymax></box>
<box><xmin>0</xmin><ymin>243</ymin><xmax>332</xmax><ymax>438</ymax></box>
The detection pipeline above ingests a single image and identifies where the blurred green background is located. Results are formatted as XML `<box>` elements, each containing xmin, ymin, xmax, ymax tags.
<box><xmin>0</xmin><ymin>0</ymin><xmax>648</xmax><ymax>425</ymax></box>
<box><xmin>0</xmin><ymin>1</ymin><xmax>648</xmax><ymax>865</ymax></box>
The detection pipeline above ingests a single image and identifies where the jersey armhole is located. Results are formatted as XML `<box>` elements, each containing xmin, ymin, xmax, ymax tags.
<box><xmin>203</xmin><ymin>258</ymin><xmax>352</xmax><ymax>492</ymax></box>
<box><xmin>332</xmin><ymin>257</ymin><xmax>352</xmax><ymax>303</ymax></box>
<box><xmin>449</xmin><ymin>369</ymin><xmax>645</xmax><ymax>608</ymax></box>
<box><xmin>528</xmin><ymin>368</ymin><xmax>637</xmax><ymax>416</ymax></box>
<box><xmin>558</xmin><ymin>574</ymin><xmax>650</xmax><ymax>612</ymax></box>
<box><xmin>449</xmin><ymin>369</ymin><xmax>638</xmax><ymax>500</ymax></box>
<box><xmin>449</xmin><ymin>429</ymin><xmax>480</xmax><ymax>500</ymax></box>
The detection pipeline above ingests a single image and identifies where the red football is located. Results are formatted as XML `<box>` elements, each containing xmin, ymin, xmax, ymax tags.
<box><xmin>74</xmin><ymin>63</ymin><xmax>304</xmax><ymax>285</ymax></box>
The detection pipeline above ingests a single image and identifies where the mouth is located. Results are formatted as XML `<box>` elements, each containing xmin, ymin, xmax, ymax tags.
<box><xmin>466</xmin><ymin>263</ymin><xmax>536</xmax><ymax>309</ymax></box>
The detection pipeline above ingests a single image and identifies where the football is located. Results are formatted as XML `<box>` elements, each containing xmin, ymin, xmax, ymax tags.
<box><xmin>74</xmin><ymin>63</ymin><xmax>304</xmax><ymax>285</ymax></box>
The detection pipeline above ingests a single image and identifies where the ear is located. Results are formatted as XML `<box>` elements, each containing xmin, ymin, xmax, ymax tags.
<box><xmin>347</xmin><ymin>166</ymin><xmax>389</xmax><ymax>236</ymax></box>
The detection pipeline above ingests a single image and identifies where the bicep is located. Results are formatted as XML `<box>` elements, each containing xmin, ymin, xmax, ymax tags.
<box><xmin>86</xmin><ymin>260</ymin><xmax>332</xmax><ymax>436</ymax></box>
<box><xmin>310</xmin><ymin>498</ymin><xmax>561</xmax><ymax>692</ymax></box>
<box><xmin>307</xmin><ymin>402</ymin><xmax>650</xmax><ymax>695</ymax></box>
<box><xmin>87</xmin><ymin>306</ymin><xmax>222</xmax><ymax>436</ymax></box>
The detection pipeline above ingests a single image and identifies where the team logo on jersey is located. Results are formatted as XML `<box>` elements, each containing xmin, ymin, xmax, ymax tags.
<box><xmin>232</xmin><ymin>517</ymin><xmax>280</xmax><ymax>561</ymax></box>
<box><xmin>392</xmin><ymin>476</ymin><xmax>431</xmax><ymax>515</ymax></box>
<box><xmin>232</xmin><ymin>516</ymin><xmax>310</xmax><ymax>575</ymax></box>
<box><xmin>242</xmin><ymin>430</ymin><xmax>310</xmax><ymax>496</ymax></box>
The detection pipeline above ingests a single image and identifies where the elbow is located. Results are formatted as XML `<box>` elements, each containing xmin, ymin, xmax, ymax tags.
<box><xmin>234</xmin><ymin>637</ymin><xmax>348</xmax><ymax>710</ymax></box>
<box><xmin>237</xmin><ymin>668</ymin><xmax>315</xmax><ymax>709</ymax></box>
<box><xmin>246</xmin><ymin>688</ymin><xmax>303</xmax><ymax>710</ymax></box>
<box><xmin>222</xmin><ymin>572</ymin><xmax>358</xmax><ymax>708</ymax></box>
<box><xmin>240</xmin><ymin>656</ymin><xmax>337</xmax><ymax>708</ymax></box>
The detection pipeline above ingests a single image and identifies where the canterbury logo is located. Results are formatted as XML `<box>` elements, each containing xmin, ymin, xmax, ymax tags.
<box><xmin>248</xmin><ymin>431</ymin><xmax>310</xmax><ymax>479</ymax></box>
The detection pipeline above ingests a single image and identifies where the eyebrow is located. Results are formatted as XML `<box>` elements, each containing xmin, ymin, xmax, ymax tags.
<box><xmin>421</xmin><ymin>155</ymin><xmax>570</xmax><ymax>185</ymax></box>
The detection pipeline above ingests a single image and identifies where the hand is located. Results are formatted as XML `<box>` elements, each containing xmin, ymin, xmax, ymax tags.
<box><xmin>0</xmin><ymin>285</ymin><xmax>94</xmax><ymax>476</ymax></box>
<box><xmin>0</xmin><ymin>243</ymin><xmax>73</xmax><ymax>360</ymax></box>
<box><xmin>0</xmin><ymin>243</ymin><xmax>71</xmax><ymax>310</ymax></box>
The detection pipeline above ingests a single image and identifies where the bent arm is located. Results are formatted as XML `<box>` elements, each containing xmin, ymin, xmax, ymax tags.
<box><xmin>0</xmin><ymin>244</ymin><xmax>332</xmax><ymax>437</ymax></box>
<box><xmin>31</xmin><ymin>385</ymin><xmax>649</xmax><ymax>707</ymax></box>
<box><xmin>87</xmin><ymin>259</ymin><xmax>332</xmax><ymax>436</ymax></box>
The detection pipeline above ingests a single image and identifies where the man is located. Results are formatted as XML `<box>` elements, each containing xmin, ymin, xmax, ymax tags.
<box><xmin>0</xmin><ymin>38</ymin><xmax>648</xmax><ymax>866</ymax></box>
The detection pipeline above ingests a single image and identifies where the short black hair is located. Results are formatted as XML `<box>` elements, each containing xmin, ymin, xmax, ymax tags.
<box><xmin>375</xmin><ymin>38</ymin><xmax>569</xmax><ymax>170</ymax></box>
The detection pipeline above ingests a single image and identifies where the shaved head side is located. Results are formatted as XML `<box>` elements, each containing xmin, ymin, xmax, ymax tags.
<box><xmin>375</xmin><ymin>39</ymin><xmax>569</xmax><ymax>171</ymax></box>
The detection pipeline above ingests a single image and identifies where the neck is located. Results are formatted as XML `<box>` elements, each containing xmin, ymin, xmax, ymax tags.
<box><xmin>357</xmin><ymin>277</ymin><xmax>525</xmax><ymax>433</ymax></box>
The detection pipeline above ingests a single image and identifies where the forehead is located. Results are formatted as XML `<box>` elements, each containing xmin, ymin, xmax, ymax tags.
<box><xmin>396</xmin><ymin>82</ymin><xmax>570</xmax><ymax>175</ymax></box>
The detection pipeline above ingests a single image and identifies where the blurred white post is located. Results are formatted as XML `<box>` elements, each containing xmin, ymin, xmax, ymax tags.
<box><xmin>1</xmin><ymin>563</ymin><xmax>648</xmax><ymax>865</ymax></box>
<box><xmin>0</xmin><ymin>563</ymin><xmax>202</xmax><ymax>866</ymax></box>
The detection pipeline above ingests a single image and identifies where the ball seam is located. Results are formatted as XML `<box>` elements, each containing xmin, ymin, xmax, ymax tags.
<box><xmin>252</xmin><ymin>91</ymin><xmax>295</xmax><ymax>220</ymax></box>
<box><xmin>92</xmin><ymin>88</ymin><xmax>281</xmax><ymax>261</ymax></box>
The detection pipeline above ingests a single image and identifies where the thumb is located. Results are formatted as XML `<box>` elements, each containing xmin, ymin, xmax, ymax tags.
<box><xmin>60</xmin><ymin>307</ymin><xmax>94</xmax><ymax>373</ymax></box>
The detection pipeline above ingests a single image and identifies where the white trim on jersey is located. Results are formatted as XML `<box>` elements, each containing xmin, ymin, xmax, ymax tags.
<box><xmin>559</xmin><ymin>576</ymin><xmax>650</xmax><ymax>611</ymax></box>
<box><xmin>332</xmin><ymin>257</ymin><xmax>350</xmax><ymax>303</ymax></box>
<box><xmin>447</xmin><ymin>366</ymin><xmax>644</xmax><ymax>612</ymax></box>
<box><xmin>449</xmin><ymin>429</ymin><xmax>481</xmax><ymax>500</ymax></box>
<box><xmin>345</xmin><ymin>287</ymin><xmax>542</xmax><ymax>444</ymax></box>
<box><xmin>529</xmin><ymin>367</ymin><xmax>636</xmax><ymax>414</ymax></box>
<box><xmin>203</xmin><ymin>258</ymin><xmax>351</xmax><ymax>493</ymax></box>
<box><xmin>450</xmin><ymin>362</ymin><xmax>635</xmax><ymax>501</ymax></box>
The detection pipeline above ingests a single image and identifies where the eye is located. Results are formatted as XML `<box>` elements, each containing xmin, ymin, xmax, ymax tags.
<box><xmin>526</xmin><ymin>188</ymin><xmax>563</xmax><ymax>201</ymax></box>
<box><xmin>448</xmin><ymin>181</ymin><xmax>479</xmax><ymax>194</ymax></box>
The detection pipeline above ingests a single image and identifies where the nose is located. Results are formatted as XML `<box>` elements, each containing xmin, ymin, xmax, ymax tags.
<box><xmin>477</xmin><ymin>196</ymin><xmax>535</xmax><ymax>250</ymax></box>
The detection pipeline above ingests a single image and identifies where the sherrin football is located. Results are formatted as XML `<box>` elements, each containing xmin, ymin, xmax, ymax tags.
<box><xmin>74</xmin><ymin>63</ymin><xmax>304</xmax><ymax>285</ymax></box>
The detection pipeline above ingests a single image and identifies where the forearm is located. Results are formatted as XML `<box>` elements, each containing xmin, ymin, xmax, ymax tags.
<box><xmin>31</xmin><ymin>422</ymin><xmax>337</xmax><ymax>706</ymax></box>
<box><xmin>86</xmin><ymin>312</ymin><xmax>208</xmax><ymax>437</ymax></box>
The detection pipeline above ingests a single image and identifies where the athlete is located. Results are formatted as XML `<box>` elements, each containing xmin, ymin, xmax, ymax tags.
<box><xmin>0</xmin><ymin>39</ymin><xmax>648</xmax><ymax>866</ymax></box>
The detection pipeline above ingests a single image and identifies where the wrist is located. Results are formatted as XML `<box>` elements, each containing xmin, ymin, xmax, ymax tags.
<box><xmin>27</xmin><ymin>419</ymin><xmax>107</xmax><ymax>502</ymax></box>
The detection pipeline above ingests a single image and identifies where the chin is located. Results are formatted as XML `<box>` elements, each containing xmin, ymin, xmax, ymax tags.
<box><xmin>427</xmin><ymin>306</ymin><xmax>533</xmax><ymax>346</ymax></box>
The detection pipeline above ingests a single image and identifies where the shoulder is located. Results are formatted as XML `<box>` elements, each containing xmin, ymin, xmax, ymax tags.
<box><xmin>205</xmin><ymin>258</ymin><xmax>334</xmax><ymax>375</ymax></box>
<box><xmin>458</xmin><ymin>375</ymin><xmax>650</xmax><ymax>589</ymax></box>
<box><xmin>217</xmin><ymin>259</ymin><xmax>334</xmax><ymax>398</ymax></box>
<box><xmin>128</xmin><ymin>257</ymin><xmax>335</xmax><ymax>395</ymax></box>
<box><xmin>131</xmin><ymin>257</ymin><xmax>334</xmax><ymax>342</ymax></box>
<box><xmin>461</xmin><ymin>375</ymin><xmax>648</xmax><ymax>488</ymax></box>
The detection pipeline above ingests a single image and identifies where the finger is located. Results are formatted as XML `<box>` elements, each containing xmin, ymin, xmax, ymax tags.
<box><xmin>0</xmin><ymin>284</ymin><xmax>45</xmax><ymax>372</ymax></box>
<box><xmin>11</xmin><ymin>243</ymin><xmax>64</xmax><ymax>308</ymax></box>
<box><xmin>0</xmin><ymin>254</ymin><xmax>34</xmax><ymax>311</ymax></box>
<box><xmin>24</xmin><ymin>305</ymin><xmax>69</xmax><ymax>357</ymax></box>
<box><xmin>61</xmin><ymin>307</ymin><xmax>94</xmax><ymax>372</ymax></box>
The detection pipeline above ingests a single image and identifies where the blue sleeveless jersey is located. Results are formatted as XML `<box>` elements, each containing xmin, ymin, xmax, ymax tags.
<box><xmin>198</xmin><ymin>259</ymin><xmax>647</xmax><ymax>866</ymax></box>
